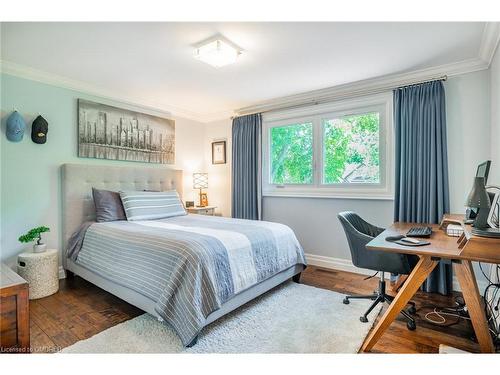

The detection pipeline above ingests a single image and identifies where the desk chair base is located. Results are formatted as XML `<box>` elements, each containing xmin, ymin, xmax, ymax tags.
<box><xmin>342</xmin><ymin>272</ymin><xmax>417</xmax><ymax>331</ymax></box>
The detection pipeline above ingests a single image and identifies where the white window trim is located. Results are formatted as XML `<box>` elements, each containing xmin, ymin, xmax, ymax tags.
<box><xmin>262</xmin><ymin>93</ymin><xmax>394</xmax><ymax>200</ymax></box>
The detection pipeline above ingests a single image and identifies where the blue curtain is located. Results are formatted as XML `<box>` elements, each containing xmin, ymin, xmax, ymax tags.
<box><xmin>231</xmin><ymin>113</ymin><xmax>262</xmax><ymax>220</ymax></box>
<box><xmin>394</xmin><ymin>80</ymin><xmax>452</xmax><ymax>295</ymax></box>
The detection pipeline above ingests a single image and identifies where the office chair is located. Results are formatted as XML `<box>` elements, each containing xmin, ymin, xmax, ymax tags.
<box><xmin>338</xmin><ymin>211</ymin><xmax>418</xmax><ymax>331</ymax></box>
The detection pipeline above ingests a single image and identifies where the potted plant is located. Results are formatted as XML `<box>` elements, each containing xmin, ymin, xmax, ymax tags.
<box><xmin>18</xmin><ymin>226</ymin><xmax>50</xmax><ymax>253</ymax></box>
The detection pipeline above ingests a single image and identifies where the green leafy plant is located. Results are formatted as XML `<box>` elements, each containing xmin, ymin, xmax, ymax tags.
<box><xmin>18</xmin><ymin>226</ymin><xmax>50</xmax><ymax>245</ymax></box>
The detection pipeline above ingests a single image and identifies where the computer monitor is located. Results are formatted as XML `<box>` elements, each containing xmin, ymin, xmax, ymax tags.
<box><xmin>465</xmin><ymin>160</ymin><xmax>492</xmax><ymax>222</ymax></box>
<box><xmin>476</xmin><ymin>160</ymin><xmax>491</xmax><ymax>185</ymax></box>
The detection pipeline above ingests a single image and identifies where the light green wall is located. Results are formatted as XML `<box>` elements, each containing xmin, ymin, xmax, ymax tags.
<box><xmin>445</xmin><ymin>70</ymin><xmax>491</xmax><ymax>213</ymax></box>
<box><xmin>490</xmin><ymin>42</ymin><xmax>500</xmax><ymax>184</ymax></box>
<box><xmin>0</xmin><ymin>73</ymin><xmax>205</xmax><ymax>266</ymax></box>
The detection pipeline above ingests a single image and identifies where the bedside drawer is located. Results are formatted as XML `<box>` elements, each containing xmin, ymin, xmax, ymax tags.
<box><xmin>186</xmin><ymin>207</ymin><xmax>216</xmax><ymax>216</ymax></box>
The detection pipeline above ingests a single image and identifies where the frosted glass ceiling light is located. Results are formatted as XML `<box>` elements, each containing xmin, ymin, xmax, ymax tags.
<box><xmin>194</xmin><ymin>38</ymin><xmax>241</xmax><ymax>68</ymax></box>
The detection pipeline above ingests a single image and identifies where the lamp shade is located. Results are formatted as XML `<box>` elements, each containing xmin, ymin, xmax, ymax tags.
<box><xmin>193</xmin><ymin>173</ymin><xmax>208</xmax><ymax>189</ymax></box>
<box><xmin>465</xmin><ymin>177</ymin><xmax>491</xmax><ymax>208</ymax></box>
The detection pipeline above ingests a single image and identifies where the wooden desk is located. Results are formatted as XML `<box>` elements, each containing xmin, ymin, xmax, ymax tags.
<box><xmin>361</xmin><ymin>215</ymin><xmax>500</xmax><ymax>353</ymax></box>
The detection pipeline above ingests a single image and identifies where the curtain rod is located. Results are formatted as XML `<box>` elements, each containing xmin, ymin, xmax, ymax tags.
<box><xmin>396</xmin><ymin>75</ymin><xmax>447</xmax><ymax>89</ymax></box>
<box><xmin>232</xmin><ymin>75</ymin><xmax>447</xmax><ymax>119</ymax></box>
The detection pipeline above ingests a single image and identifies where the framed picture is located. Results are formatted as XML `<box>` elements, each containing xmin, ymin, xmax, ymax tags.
<box><xmin>212</xmin><ymin>140</ymin><xmax>226</xmax><ymax>164</ymax></box>
<box><xmin>78</xmin><ymin>99</ymin><xmax>175</xmax><ymax>164</ymax></box>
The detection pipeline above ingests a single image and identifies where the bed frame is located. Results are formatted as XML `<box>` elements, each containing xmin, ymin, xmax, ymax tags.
<box><xmin>61</xmin><ymin>163</ymin><xmax>304</xmax><ymax>346</ymax></box>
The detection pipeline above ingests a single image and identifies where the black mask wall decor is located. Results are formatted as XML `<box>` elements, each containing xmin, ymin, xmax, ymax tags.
<box><xmin>31</xmin><ymin>115</ymin><xmax>49</xmax><ymax>144</ymax></box>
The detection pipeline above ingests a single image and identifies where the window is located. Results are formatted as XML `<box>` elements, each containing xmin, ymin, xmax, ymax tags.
<box><xmin>270</xmin><ymin>122</ymin><xmax>313</xmax><ymax>184</ymax></box>
<box><xmin>263</xmin><ymin>94</ymin><xmax>393</xmax><ymax>199</ymax></box>
<box><xmin>323</xmin><ymin>112</ymin><xmax>380</xmax><ymax>184</ymax></box>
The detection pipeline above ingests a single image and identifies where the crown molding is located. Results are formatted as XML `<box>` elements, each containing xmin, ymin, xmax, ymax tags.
<box><xmin>0</xmin><ymin>60</ymin><xmax>234</xmax><ymax>123</ymax></box>
<box><xmin>200</xmin><ymin>109</ymin><xmax>236</xmax><ymax>123</ymax></box>
<box><xmin>1</xmin><ymin>30</ymin><xmax>496</xmax><ymax>123</ymax></box>
<box><xmin>236</xmin><ymin>57</ymin><xmax>489</xmax><ymax>116</ymax></box>
<box><xmin>479</xmin><ymin>22</ymin><xmax>500</xmax><ymax>65</ymax></box>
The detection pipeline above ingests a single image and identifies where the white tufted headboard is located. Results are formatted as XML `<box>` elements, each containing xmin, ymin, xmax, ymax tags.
<box><xmin>61</xmin><ymin>163</ymin><xmax>183</xmax><ymax>257</ymax></box>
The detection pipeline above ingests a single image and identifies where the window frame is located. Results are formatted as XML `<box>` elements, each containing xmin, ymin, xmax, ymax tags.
<box><xmin>262</xmin><ymin>93</ymin><xmax>393</xmax><ymax>200</ymax></box>
<box><xmin>267</xmin><ymin>116</ymin><xmax>316</xmax><ymax>187</ymax></box>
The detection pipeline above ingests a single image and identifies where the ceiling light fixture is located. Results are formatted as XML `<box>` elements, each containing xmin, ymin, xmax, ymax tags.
<box><xmin>194</xmin><ymin>37</ymin><xmax>242</xmax><ymax>68</ymax></box>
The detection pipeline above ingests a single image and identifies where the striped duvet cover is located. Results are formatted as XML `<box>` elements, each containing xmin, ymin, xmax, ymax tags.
<box><xmin>72</xmin><ymin>214</ymin><xmax>306</xmax><ymax>346</ymax></box>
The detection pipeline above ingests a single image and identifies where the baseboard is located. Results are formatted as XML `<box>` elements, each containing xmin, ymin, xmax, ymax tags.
<box><xmin>58</xmin><ymin>265</ymin><xmax>66</xmax><ymax>279</ymax></box>
<box><xmin>305</xmin><ymin>253</ymin><xmax>391</xmax><ymax>280</ymax></box>
<box><xmin>305</xmin><ymin>253</ymin><xmax>489</xmax><ymax>293</ymax></box>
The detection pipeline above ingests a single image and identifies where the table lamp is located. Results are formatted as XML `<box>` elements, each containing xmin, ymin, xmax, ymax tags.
<box><xmin>193</xmin><ymin>173</ymin><xmax>208</xmax><ymax>207</ymax></box>
<box><xmin>465</xmin><ymin>176</ymin><xmax>491</xmax><ymax>229</ymax></box>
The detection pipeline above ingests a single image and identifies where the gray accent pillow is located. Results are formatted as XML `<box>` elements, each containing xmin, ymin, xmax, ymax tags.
<box><xmin>120</xmin><ymin>190</ymin><xmax>186</xmax><ymax>221</ymax></box>
<box><xmin>92</xmin><ymin>188</ymin><xmax>127</xmax><ymax>222</ymax></box>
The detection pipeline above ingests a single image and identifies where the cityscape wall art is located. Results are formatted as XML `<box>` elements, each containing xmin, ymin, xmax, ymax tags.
<box><xmin>78</xmin><ymin>99</ymin><xmax>175</xmax><ymax>164</ymax></box>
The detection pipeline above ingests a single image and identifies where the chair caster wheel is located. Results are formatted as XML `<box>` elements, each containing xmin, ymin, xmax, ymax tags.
<box><xmin>343</xmin><ymin>297</ymin><xmax>350</xmax><ymax>305</ymax></box>
<box><xmin>407</xmin><ymin>305</ymin><xmax>417</xmax><ymax>315</ymax></box>
<box><xmin>360</xmin><ymin>316</ymin><xmax>368</xmax><ymax>323</ymax></box>
<box><xmin>406</xmin><ymin>320</ymin><xmax>416</xmax><ymax>331</ymax></box>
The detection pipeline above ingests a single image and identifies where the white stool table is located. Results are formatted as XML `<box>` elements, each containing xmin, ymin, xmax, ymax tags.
<box><xmin>17</xmin><ymin>249</ymin><xmax>59</xmax><ymax>299</ymax></box>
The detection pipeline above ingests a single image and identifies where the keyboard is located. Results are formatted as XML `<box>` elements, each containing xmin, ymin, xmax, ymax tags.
<box><xmin>406</xmin><ymin>226</ymin><xmax>433</xmax><ymax>238</ymax></box>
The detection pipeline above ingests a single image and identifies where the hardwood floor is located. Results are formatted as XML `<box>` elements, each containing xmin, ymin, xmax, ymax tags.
<box><xmin>29</xmin><ymin>266</ymin><xmax>480</xmax><ymax>353</ymax></box>
<box><xmin>29</xmin><ymin>276</ymin><xmax>142</xmax><ymax>353</ymax></box>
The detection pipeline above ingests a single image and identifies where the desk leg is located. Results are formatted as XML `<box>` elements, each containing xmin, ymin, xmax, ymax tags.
<box><xmin>454</xmin><ymin>261</ymin><xmax>495</xmax><ymax>353</ymax></box>
<box><xmin>361</xmin><ymin>255</ymin><xmax>438</xmax><ymax>352</ymax></box>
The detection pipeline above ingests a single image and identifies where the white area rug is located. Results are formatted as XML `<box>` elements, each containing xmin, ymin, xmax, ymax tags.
<box><xmin>62</xmin><ymin>282</ymin><xmax>381</xmax><ymax>353</ymax></box>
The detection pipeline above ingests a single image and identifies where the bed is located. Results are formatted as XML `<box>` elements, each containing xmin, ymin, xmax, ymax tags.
<box><xmin>61</xmin><ymin>163</ymin><xmax>306</xmax><ymax>346</ymax></box>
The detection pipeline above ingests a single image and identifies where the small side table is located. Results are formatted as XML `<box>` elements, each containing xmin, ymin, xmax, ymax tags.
<box><xmin>17</xmin><ymin>249</ymin><xmax>59</xmax><ymax>300</ymax></box>
<box><xmin>186</xmin><ymin>206</ymin><xmax>217</xmax><ymax>216</ymax></box>
<box><xmin>1</xmin><ymin>263</ymin><xmax>29</xmax><ymax>352</ymax></box>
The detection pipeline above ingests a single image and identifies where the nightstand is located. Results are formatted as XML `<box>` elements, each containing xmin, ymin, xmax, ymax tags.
<box><xmin>1</xmin><ymin>263</ymin><xmax>29</xmax><ymax>352</ymax></box>
<box><xmin>17</xmin><ymin>249</ymin><xmax>59</xmax><ymax>300</ymax></box>
<box><xmin>187</xmin><ymin>206</ymin><xmax>217</xmax><ymax>216</ymax></box>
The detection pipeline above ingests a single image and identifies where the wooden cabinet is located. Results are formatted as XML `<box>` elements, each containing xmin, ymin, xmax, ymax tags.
<box><xmin>1</xmin><ymin>263</ymin><xmax>30</xmax><ymax>353</ymax></box>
